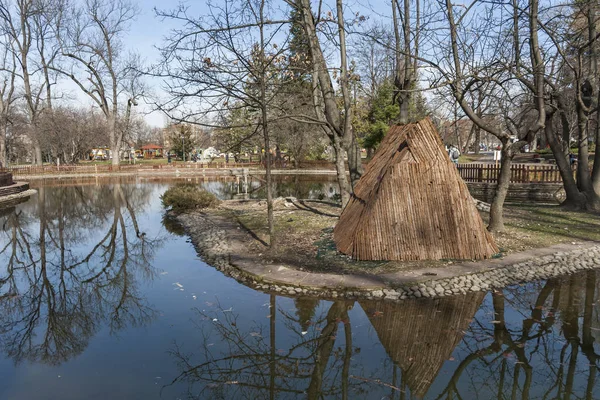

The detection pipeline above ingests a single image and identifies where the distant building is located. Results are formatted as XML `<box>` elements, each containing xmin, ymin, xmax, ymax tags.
<box><xmin>89</xmin><ymin>148</ymin><xmax>111</xmax><ymax>160</ymax></box>
<box><xmin>140</xmin><ymin>144</ymin><xmax>164</xmax><ymax>158</ymax></box>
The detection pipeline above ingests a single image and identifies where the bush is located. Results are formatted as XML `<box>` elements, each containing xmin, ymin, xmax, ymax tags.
<box><xmin>161</xmin><ymin>185</ymin><xmax>220</xmax><ymax>213</ymax></box>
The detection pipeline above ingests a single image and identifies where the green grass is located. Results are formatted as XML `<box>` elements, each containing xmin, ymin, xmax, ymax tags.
<box><xmin>486</xmin><ymin>204</ymin><xmax>600</xmax><ymax>253</ymax></box>
<box><xmin>198</xmin><ymin>200</ymin><xmax>600</xmax><ymax>276</ymax></box>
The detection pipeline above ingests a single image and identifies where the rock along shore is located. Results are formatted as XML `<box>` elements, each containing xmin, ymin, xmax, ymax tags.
<box><xmin>176</xmin><ymin>209</ymin><xmax>600</xmax><ymax>301</ymax></box>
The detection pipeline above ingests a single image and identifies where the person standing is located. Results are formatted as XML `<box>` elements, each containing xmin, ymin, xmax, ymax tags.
<box><xmin>448</xmin><ymin>144</ymin><xmax>460</xmax><ymax>165</ymax></box>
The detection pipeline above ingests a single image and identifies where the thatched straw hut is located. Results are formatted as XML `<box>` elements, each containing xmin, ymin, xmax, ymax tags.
<box><xmin>360</xmin><ymin>292</ymin><xmax>485</xmax><ymax>398</ymax></box>
<box><xmin>334</xmin><ymin>118</ymin><xmax>498</xmax><ymax>261</ymax></box>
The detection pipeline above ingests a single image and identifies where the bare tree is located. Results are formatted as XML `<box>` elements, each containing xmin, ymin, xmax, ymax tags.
<box><xmin>0</xmin><ymin>39</ymin><xmax>16</xmax><ymax>167</ymax></box>
<box><xmin>291</xmin><ymin>0</ymin><xmax>360</xmax><ymax>207</ymax></box>
<box><xmin>155</xmin><ymin>0</ymin><xmax>291</xmax><ymax>247</ymax></box>
<box><xmin>436</xmin><ymin>0</ymin><xmax>546</xmax><ymax>232</ymax></box>
<box><xmin>37</xmin><ymin>106</ymin><xmax>108</xmax><ymax>163</ymax></box>
<box><xmin>529</xmin><ymin>0</ymin><xmax>600</xmax><ymax>210</ymax></box>
<box><xmin>391</xmin><ymin>0</ymin><xmax>419</xmax><ymax>124</ymax></box>
<box><xmin>54</xmin><ymin>0</ymin><xmax>139</xmax><ymax>167</ymax></box>
<box><xmin>0</xmin><ymin>0</ymin><xmax>60</xmax><ymax>165</ymax></box>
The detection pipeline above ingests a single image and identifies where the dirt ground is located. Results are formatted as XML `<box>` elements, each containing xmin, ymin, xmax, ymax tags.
<box><xmin>208</xmin><ymin>198</ymin><xmax>600</xmax><ymax>276</ymax></box>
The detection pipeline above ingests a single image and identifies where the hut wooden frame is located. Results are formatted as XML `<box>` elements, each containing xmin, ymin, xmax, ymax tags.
<box><xmin>334</xmin><ymin>118</ymin><xmax>498</xmax><ymax>261</ymax></box>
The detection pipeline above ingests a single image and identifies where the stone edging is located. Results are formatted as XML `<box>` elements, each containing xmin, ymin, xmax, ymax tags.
<box><xmin>176</xmin><ymin>210</ymin><xmax>600</xmax><ymax>301</ymax></box>
<box><xmin>0</xmin><ymin>181</ymin><xmax>29</xmax><ymax>197</ymax></box>
<box><xmin>0</xmin><ymin>187</ymin><xmax>36</xmax><ymax>205</ymax></box>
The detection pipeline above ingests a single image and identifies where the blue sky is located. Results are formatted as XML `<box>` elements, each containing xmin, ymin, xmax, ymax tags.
<box><xmin>125</xmin><ymin>0</ymin><xmax>179</xmax><ymax>127</ymax></box>
<box><xmin>115</xmin><ymin>0</ymin><xmax>395</xmax><ymax>127</ymax></box>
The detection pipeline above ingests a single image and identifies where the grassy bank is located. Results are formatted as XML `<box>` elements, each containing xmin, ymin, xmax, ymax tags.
<box><xmin>199</xmin><ymin>199</ymin><xmax>600</xmax><ymax>275</ymax></box>
<box><xmin>492</xmin><ymin>204</ymin><xmax>600</xmax><ymax>252</ymax></box>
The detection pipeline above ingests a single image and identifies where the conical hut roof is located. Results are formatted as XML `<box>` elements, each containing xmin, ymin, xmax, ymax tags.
<box><xmin>334</xmin><ymin>118</ymin><xmax>498</xmax><ymax>261</ymax></box>
<box><xmin>360</xmin><ymin>292</ymin><xmax>485</xmax><ymax>398</ymax></box>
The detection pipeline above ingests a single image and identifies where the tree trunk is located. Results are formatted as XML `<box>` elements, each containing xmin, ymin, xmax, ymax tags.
<box><xmin>346</xmin><ymin>135</ymin><xmax>363</xmax><ymax>188</ymax></box>
<box><xmin>398</xmin><ymin>99</ymin><xmax>410</xmax><ymax>125</ymax></box>
<box><xmin>110</xmin><ymin>116</ymin><xmax>121</xmax><ymax>168</ymax></box>
<box><xmin>259</xmin><ymin>0</ymin><xmax>275</xmax><ymax>248</ymax></box>
<box><xmin>544</xmin><ymin>114</ymin><xmax>587</xmax><ymax>208</ymax></box>
<box><xmin>333</xmin><ymin>136</ymin><xmax>351</xmax><ymax>208</ymax></box>
<box><xmin>474</xmin><ymin>126</ymin><xmax>481</xmax><ymax>154</ymax></box>
<box><xmin>530</xmin><ymin>133</ymin><xmax>538</xmax><ymax>153</ymax></box>
<box><xmin>298</xmin><ymin>0</ymin><xmax>354</xmax><ymax>204</ymax></box>
<box><xmin>576</xmin><ymin>109</ymin><xmax>592</xmax><ymax>192</ymax></box>
<box><xmin>392</xmin><ymin>0</ymin><xmax>415</xmax><ymax>125</ymax></box>
<box><xmin>336</xmin><ymin>0</ymin><xmax>360</xmax><ymax>187</ymax></box>
<box><xmin>488</xmin><ymin>144</ymin><xmax>512</xmax><ymax>233</ymax></box>
<box><xmin>463</xmin><ymin>123</ymin><xmax>476</xmax><ymax>154</ymax></box>
<box><xmin>593</xmin><ymin>91</ymin><xmax>600</xmax><ymax>193</ymax></box>
<box><xmin>263</xmin><ymin>118</ymin><xmax>275</xmax><ymax>247</ymax></box>
<box><xmin>0</xmin><ymin>124</ymin><xmax>6</xmax><ymax>168</ymax></box>
<box><xmin>33</xmin><ymin>139</ymin><xmax>43</xmax><ymax>166</ymax></box>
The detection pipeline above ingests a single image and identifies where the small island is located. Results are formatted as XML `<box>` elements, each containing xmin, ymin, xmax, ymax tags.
<box><xmin>161</xmin><ymin>120</ymin><xmax>600</xmax><ymax>301</ymax></box>
<box><xmin>165</xmin><ymin>189</ymin><xmax>600</xmax><ymax>302</ymax></box>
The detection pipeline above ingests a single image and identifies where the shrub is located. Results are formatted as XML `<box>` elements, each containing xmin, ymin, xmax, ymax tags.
<box><xmin>161</xmin><ymin>185</ymin><xmax>220</xmax><ymax>213</ymax></box>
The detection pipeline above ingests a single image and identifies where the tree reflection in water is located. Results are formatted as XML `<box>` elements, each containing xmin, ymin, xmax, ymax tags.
<box><xmin>447</xmin><ymin>272</ymin><xmax>600</xmax><ymax>400</ymax></box>
<box><xmin>166</xmin><ymin>296</ymin><xmax>361</xmax><ymax>399</ymax></box>
<box><xmin>0</xmin><ymin>183</ymin><xmax>162</xmax><ymax>366</ymax></box>
<box><xmin>167</xmin><ymin>273</ymin><xmax>600</xmax><ymax>399</ymax></box>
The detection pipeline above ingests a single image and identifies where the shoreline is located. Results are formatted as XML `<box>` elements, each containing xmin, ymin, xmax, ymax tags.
<box><xmin>0</xmin><ymin>188</ymin><xmax>37</xmax><ymax>205</ymax></box>
<box><xmin>12</xmin><ymin>168</ymin><xmax>337</xmax><ymax>181</ymax></box>
<box><xmin>12</xmin><ymin>169</ymin><xmax>563</xmax><ymax>204</ymax></box>
<box><xmin>175</xmin><ymin>206</ymin><xmax>600</xmax><ymax>301</ymax></box>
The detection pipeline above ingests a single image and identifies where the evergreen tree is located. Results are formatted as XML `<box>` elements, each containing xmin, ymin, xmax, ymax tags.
<box><xmin>287</xmin><ymin>8</ymin><xmax>312</xmax><ymax>81</ymax></box>
<box><xmin>362</xmin><ymin>80</ymin><xmax>399</xmax><ymax>152</ymax></box>
<box><xmin>169</xmin><ymin>125</ymin><xmax>197</xmax><ymax>160</ymax></box>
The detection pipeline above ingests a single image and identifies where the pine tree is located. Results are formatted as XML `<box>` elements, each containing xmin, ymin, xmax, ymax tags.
<box><xmin>168</xmin><ymin>125</ymin><xmax>197</xmax><ymax>160</ymax></box>
<box><xmin>287</xmin><ymin>8</ymin><xmax>312</xmax><ymax>81</ymax></box>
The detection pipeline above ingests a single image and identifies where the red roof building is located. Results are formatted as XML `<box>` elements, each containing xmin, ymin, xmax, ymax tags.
<box><xmin>140</xmin><ymin>144</ymin><xmax>164</xmax><ymax>158</ymax></box>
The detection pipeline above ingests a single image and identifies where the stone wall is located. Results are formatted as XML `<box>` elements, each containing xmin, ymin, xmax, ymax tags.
<box><xmin>0</xmin><ymin>172</ymin><xmax>13</xmax><ymax>187</ymax></box>
<box><xmin>0</xmin><ymin>182</ymin><xmax>29</xmax><ymax>197</ymax></box>
<box><xmin>467</xmin><ymin>182</ymin><xmax>564</xmax><ymax>203</ymax></box>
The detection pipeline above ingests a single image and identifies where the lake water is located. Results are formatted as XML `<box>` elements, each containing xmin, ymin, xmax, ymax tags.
<box><xmin>0</xmin><ymin>177</ymin><xmax>598</xmax><ymax>399</ymax></box>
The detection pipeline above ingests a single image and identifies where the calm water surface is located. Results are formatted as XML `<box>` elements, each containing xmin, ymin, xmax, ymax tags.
<box><xmin>0</xmin><ymin>177</ymin><xmax>598</xmax><ymax>399</ymax></box>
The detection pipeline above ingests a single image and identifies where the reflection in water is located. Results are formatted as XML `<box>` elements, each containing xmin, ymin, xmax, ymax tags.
<box><xmin>167</xmin><ymin>275</ymin><xmax>600</xmax><ymax>400</ymax></box>
<box><xmin>30</xmin><ymin>174</ymin><xmax>340</xmax><ymax>201</ymax></box>
<box><xmin>360</xmin><ymin>293</ymin><xmax>485</xmax><ymax>398</ymax></box>
<box><xmin>0</xmin><ymin>178</ymin><xmax>599</xmax><ymax>399</ymax></box>
<box><xmin>167</xmin><ymin>297</ymin><xmax>359</xmax><ymax>399</ymax></box>
<box><xmin>0</xmin><ymin>184</ymin><xmax>162</xmax><ymax>366</ymax></box>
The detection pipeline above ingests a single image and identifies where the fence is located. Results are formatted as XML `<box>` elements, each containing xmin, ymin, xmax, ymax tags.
<box><xmin>0</xmin><ymin>161</ymin><xmax>571</xmax><ymax>184</ymax></box>
<box><xmin>0</xmin><ymin>161</ymin><xmax>263</xmax><ymax>176</ymax></box>
<box><xmin>457</xmin><ymin>163</ymin><xmax>567</xmax><ymax>184</ymax></box>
